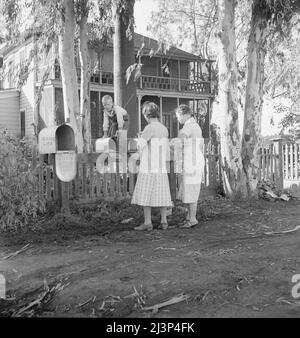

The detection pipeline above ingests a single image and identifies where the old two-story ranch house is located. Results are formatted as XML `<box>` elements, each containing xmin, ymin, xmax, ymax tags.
<box><xmin>0</xmin><ymin>33</ymin><xmax>215</xmax><ymax>145</ymax></box>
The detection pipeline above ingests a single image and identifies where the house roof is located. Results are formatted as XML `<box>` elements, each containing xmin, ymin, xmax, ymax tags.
<box><xmin>0</xmin><ymin>32</ymin><xmax>213</xmax><ymax>63</ymax></box>
<box><xmin>103</xmin><ymin>32</ymin><xmax>211</xmax><ymax>62</ymax></box>
<box><xmin>133</xmin><ymin>33</ymin><xmax>208</xmax><ymax>62</ymax></box>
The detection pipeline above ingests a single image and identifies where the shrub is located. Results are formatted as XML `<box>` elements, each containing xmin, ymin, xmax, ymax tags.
<box><xmin>0</xmin><ymin>130</ymin><xmax>46</xmax><ymax>231</ymax></box>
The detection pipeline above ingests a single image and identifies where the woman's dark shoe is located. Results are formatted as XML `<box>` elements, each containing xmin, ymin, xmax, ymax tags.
<box><xmin>179</xmin><ymin>220</ymin><xmax>198</xmax><ymax>229</ymax></box>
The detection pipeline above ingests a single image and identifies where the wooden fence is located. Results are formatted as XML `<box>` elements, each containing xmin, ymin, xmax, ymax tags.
<box><xmin>258</xmin><ymin>141</ymin><xmax>283</xmax><ymax>188</ymax></box>
<box><xmin>258</xmin><ymin>140</ymin><xmax>300</xmax><ymax>189</ymax></box>
<box><xmin>36</xmin><ymin>143</ymin><xmax>222</xmax><ymax>209</ymax></box>
<box><xmin>34</xmin><ymin>139</ymin><xmax>300</xmax><ymax>210</ymax></box>
<box><xmin>283</xmin><ymin>143</ymin><xmax>300</xmax><ymax>182</ymax></box>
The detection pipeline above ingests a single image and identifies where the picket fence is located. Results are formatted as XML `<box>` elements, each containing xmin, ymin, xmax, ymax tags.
<box><xmin>258</xmin><ymin>140</ymin><xmax>300</xmax><ymax>190</ymax></box>
<box><xmin>33</xmin><ymin>139</ymin><xmax>300</xmax><ymax>210</ymax></box>
<box><xmin>35</xmin><ymin>143</ymin><xmax>221</xmax><ymax>210</ymax></box>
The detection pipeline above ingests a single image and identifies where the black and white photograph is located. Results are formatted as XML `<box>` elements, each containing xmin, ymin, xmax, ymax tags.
<box><xmin>0</xmin><ymin>0</ymin><xmax>300</xmax><ymax>324</ymax></box>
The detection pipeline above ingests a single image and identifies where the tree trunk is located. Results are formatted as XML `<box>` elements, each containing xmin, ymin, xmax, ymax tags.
<box><xmin>79</xmin><ymin>4</ymin><xmax>92</xmax><ymax>153</ymax></box>
<box><xmin>58</xmin><ymin>0</ymin><xmax>83</xmax><ymax>152</ymax></box>
<box><xmin>217</xmin><ymin>0</ymin><xmax>247</xmax><ymax>199</ymax></box>
<box><xmin>242</xmin><ymin>2</ymin><xmax>268</xmax><ymax>198</ymax></box>
<box><xmin>113</xmin><ymin>0</ymin><xmax>138</xmax><ymax>138</ymax></box>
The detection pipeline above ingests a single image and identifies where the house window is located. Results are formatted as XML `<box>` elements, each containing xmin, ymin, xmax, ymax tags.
<box><xmin>20</xmin><ymin>110</ymin><xmax>26</xmax><ymax>138</ymax></box>
<box><xmin>161</xmin><ymin>59</ymin><xmax>170</xmax><ymax>77</ymax></box>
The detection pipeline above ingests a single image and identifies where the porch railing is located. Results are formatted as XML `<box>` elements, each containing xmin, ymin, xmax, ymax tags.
<box><xmin>139</xmin><ymin>75</ymin><xmax>211</xmax><ymax>94</ymax></box>
<box><xmin>37</xmin><ymin>64</ymin><xmax>212</xmax><ymax>95</ymax></box>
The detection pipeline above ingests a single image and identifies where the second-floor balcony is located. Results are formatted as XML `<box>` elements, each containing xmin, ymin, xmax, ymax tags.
<box><xmin>37</xmin><ymin>64</ymin><xmax>212</xmax><ymax>95</ymax></box>
<box><xmin>141</xmin><ymin>75</ymin><xmax>211</xmax><ymax>95</ymax></box>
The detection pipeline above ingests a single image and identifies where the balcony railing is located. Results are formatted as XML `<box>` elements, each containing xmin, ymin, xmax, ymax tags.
<box><xmin>140</xmin><ymin>75</ymin><xmax>211</xmax><ymax>94</ymax></box>
<box><xmin>37</xmin><ymin>64</ymin><xmax>212</xmax><ymax>95</ymax></box>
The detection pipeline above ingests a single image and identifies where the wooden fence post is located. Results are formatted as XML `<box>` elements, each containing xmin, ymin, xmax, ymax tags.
<box><xmin>59</xmin><ymin>181</ymin><xmax>70</xmax><ymax>213</ymax></box>
<box><xmin>278</xmin><ymin>139</ymin><xmax>284</xmax><ymax>190</ymax></box>
<box><xmin>169</xmin><ymin>160</ymin><xmax>177</xmax><ymax>202</ymax></box>
<box><xmin>32</xmin><ymin>145</ymin><xmax>37</xmax><ymax>169</ymax></box>
<box><xmin>38</xmin><ymin>154</ymin><xmax>44</xmax><ymax>201</ymax></box>
<box><xmin>274</xmin><ymin>139</ymin><xmax>284</xmax><ymax>190</ymax></box>
<box><xmin>52</xmin><ymin>154</ymin><xmax>59</xmax><ymax>202</ymax></box>
<box><xmin>51</xmin><ymin>154</ymin><xmax>70</xmax><ymax>213</ymax></box>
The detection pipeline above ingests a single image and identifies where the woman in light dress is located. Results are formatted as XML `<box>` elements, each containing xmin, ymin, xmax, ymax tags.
<box><xmin>131</xmin><ymin>102</ymin><xmax>172</xmax><ymax>231</ymax></box>
<box><xmin>175</xmin><ymin>104</ymin><xmax>205</xmax><ymax>228</ymax></box>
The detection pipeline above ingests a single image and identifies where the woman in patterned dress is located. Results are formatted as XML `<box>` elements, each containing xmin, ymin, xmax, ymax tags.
<box><xmin>175</xmin><ymin>104</ymin><xmax>205</xmax><ymax>228</ymax></box>
<box><xmin>131</xmin><ymin>102</ymin><xmax>172</xmax><ymax>231</ymax></box>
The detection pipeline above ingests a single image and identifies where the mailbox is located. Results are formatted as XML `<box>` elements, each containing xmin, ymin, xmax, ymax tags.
<box><xmin>55</xmin><ymin>151</ymin><xmax>77</xmax><ymax>182</ymax></box>
<box><xmin>128</xmin><ymin>138</ymin><xmax>138</xmax><ymax>152</ymax></box>
<box><xmin>95</xmin><ymin>137</ymin><xmax>116</xmax><ymax>154</ymax></box>
<box><xmin>38</xmin><ymin>124</ymin><xmax>77</xmax><ymax>183</ymax></box>
<box><xmin>38</xmin><ymin>124</ymin><xmax>75</xmax><ymax>154</ymax></box>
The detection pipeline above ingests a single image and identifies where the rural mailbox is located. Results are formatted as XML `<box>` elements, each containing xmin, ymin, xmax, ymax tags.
<box><xmin>128</xmin><ymin>138</ymin><xmax>138</xmax><ymax>152</ymax></box>
<box><xmin>95</xmin><ymin>132</ymin><xmax>129</xmax><ymax>174</ymax></box>
<box><xmin>55</xmin><ymin>151</ymin><xmax>77</xmax><ymax>182</ymax></box>
<box><xmin>39</xmin><ymin>124</ymin><xmax>75</xmax><ymax>154</ymax></box>
<box><xmin>38</xmin><ymin>124</ymin><xmax>77</xmax><ymax>182</ymax></box>
<box><xmin>95</xmin><ymin>138</ymin><xmax>118</xmax><ymax>174</ymax></box>
<box><xmin>95</xmin><ymin>137</ymin><xmax>116</xmax><ymax>154</ymax></box>
<box><xmin>95</xmin><ymin>130</ymin><xmax>128</xmax><ymax>155</ymax></box>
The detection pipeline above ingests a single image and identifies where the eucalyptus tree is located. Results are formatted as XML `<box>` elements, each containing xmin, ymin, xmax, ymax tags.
<box><xmin>217</xmin><ymin>0</ymin><xmax>247</xmax><ymax>198</ymax></box>
<box><xmin>241</xmin><ymin>0</ymin><xmax>300</xmax><ymax>196</ymax></box>
<box><xmin>112</xmin><ymin>0</ymin><xmax>138</xmax><ymax>138</ymax></box>
<box><xmin>148</xmin><ymin>0</ymin><xmax>218</xmax><ymax>59</ymax></box>
<box><xmin>149</xmin><ymin>0</ymin><xmax>300</xmax><ymax>198</ymax></box>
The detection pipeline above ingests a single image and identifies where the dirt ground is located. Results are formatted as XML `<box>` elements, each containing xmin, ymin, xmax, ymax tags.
<box><xmin>0</xmin><ymin>197</ymin><xmax>300</xmax><ymax>318</ymax></box>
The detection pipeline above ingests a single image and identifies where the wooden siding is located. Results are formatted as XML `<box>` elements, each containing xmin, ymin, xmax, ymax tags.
<box><xmin>101</xmin><ymin>50</ymin><xmax>114</xmax><ymax>72</ymax></box>
<box><xmin>38</xmin><ymin>86</ymin><xmax>55</xmax><ymax>130</ymax></box>
<box><xmin>1</xmin><ymin>41</ymin><xmax>36</xmax><ymax>137</ymax></box>
<box><xmin>19</xmin><ymin>71</ymin><xmax>35</xmax><ymax>136</ymax></box>
<box><xmin>0</xmin><ymin>90</ymin><xmax>20</xmax><ymax>136</ymax></box>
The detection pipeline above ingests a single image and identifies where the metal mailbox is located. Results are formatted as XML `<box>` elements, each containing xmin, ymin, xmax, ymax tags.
<box><xmin>38</xmin><ymin>124</ymin><xmax>75</xmax><ymax>154</ymax></box>
<box><xmin>38</xmin><ymin>124</ymin><xmax>77</xmax><ymax>183</ymax></box>
<box><xmin>128</xmin><ymin>138</ymin><xmax>138</xmax><ymax>152</ymax></box>
<box><xmin>55</xmin><ymin>151</ymin><xmax>77</xmax><ymax>182</ymax></box>
<box><xmin>95</xmin><ymin>137</ymin><xmax>116</xmax><ymax>154</ymax></box>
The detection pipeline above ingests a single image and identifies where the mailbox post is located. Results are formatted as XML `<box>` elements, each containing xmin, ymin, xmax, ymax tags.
<box><xmin>39</xmin><ymin>124</ymin><xmax>76</xmax><ymax>212</ymax></box>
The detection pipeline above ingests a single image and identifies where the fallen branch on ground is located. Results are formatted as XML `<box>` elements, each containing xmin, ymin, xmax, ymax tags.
<box><xmin>2</xmin><ymin>244</ymin><xmax>31</xmax><ymax>260</ymax></box>
<box><xmin>11</xmin><ymin>280</ymin><xmax>67</xmax><ymax>317</ymax></box>
<box><xmin>141</xmin><ymin>294</ymin><xmax>189</xmax><ymax>312</ymax></box>
<box><xmin>248</xmin><ymin>225</ymin><xmax>300</xmax><ymax>237</ymax></box>
<box><xmin>202</xmin><ymin>290</ymin><xmax>211</xmax><ymax>301</ymax></box>
<box><xmin>154</xmin><ymin>247</ymin><xmax>177</xmax><ymax>251</ymax></box>
<box><xmin>77</xmin><ymin>296</ymin><xmax>96</xmax><ymax>308</ymax></box>
<box><xmin>263</xmin><ymin>225</ymin><xmax>300</xmax><ymax>236</ymax></box>
<box><xmin>121</xmin><ymin>218</ymin><xmax>134</xmax><ymax>224</ymax></box>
